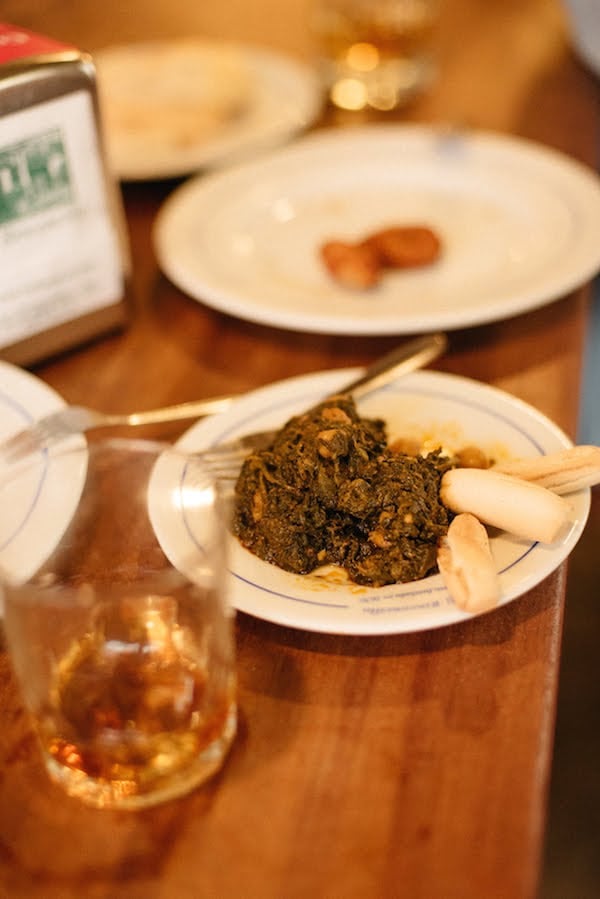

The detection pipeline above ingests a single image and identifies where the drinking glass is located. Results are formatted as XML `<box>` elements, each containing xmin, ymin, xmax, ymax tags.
<box><xmin>311</xmin><ymin>0</ymin><xmax>440</xmax><ymax>111</ymax></box>
<box><xmin>0</xmin><ymin>437</ymin><xmax>236</xmax><ymax>810</ymax></box>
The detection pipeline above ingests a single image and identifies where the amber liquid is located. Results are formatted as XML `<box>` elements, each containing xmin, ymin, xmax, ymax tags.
<box><xmin>38</xmin><ymin>593</ymin><xmax>236</xmax><ymax>809</ymax></box>
<box><xmin>315</xmin><ymin>0</ymin><xmax>437</xmax><ymax>110</ymax></box>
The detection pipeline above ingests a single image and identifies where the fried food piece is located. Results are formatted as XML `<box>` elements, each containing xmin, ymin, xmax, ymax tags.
<box><xmin>320</xmin><ymin>240</ymin><xmax>382</xmax><ymax>289</ymax></box>
<box><xmin>319</xmin><ymin>224</ymin><xmax>442</xmax><ymax>290</ymax></box>
<box><xmin>364</xmin><ymin>225</ymin><xmax>442</xmax><ymax>269</ymax></box>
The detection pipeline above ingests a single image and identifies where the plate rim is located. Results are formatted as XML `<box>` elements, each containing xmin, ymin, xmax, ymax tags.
<box><xmin>0</xmin><ymin>360</ymin><xmax>65</xmax><ymax>433</ymax></box>
<box><xmin>0</xmin><ymin>362</ymin><xmax>68</xmax><ymax>602</ymax></box>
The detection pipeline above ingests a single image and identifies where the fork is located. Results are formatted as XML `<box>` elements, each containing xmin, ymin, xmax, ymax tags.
<box><xmin>0</xmin><ymin>395</ymin><xmax>236</xmax><ymax>465</ymax></box>
<box><xmin>197</xmin><ymin>331</ymin><xmax>448</xmax><ymax>481</ymax></box>
<box><xmin>0</xmin><ymin>332</ymin><xmax>447</xmax><ymax>471</ymax></box>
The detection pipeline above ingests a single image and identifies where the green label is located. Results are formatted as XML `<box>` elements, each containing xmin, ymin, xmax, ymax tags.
<box><xmin>0</xmin><ymin>128</ymin><xmax>73</xmax><ymax>224</ymax></box>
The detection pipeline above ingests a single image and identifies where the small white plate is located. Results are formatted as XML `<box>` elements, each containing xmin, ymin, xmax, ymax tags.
<box><xmin>154</xmin><ymin>125</ymin><xmax>600</xmax><ymax>334</ymax></box>
<box><xmin>162</xmin><ymin>369</ymin><xmax>590</xmax><ymax>635</ymax></box>
<box><xmin>95</xmin><ymin>40</ymin><xmax>322</xmax><ymax>181</ymax></box>
<box><xmin>0</xmin><ymin>361</ymin><xmax>65</xmax><ymax>442</ymax></box>
<box><xmin>0</xmin><ymin>363</ymin><xmax>86</xmax><ymax>591</ymax></box>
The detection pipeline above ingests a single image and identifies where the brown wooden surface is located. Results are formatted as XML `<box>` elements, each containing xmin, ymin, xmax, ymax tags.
<box><xmin>1</xmin><ymin>2</ymin><xmax>599</xmax><ymax>897</ymax></box>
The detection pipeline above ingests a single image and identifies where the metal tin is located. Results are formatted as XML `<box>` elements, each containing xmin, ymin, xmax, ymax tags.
<box><xmin>0</xmin><ymin>23</ymin><xmax>131</xmax><ymax>365</ymax></box>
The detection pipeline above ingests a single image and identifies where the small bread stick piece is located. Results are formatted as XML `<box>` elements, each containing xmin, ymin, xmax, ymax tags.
<box><xmin>493</xmin><ymin>445</ymin><xmax>600</xmax><ymax>495</ymax></box>
<box><xmin>440</xmin><ymin>468</ymin><xmax>571</xmax><ymax>544</ymax></box>
<box><xmin>438</xmin><ymin>513</ymin><xmax>500</xmax><ymax>613</ymax></box>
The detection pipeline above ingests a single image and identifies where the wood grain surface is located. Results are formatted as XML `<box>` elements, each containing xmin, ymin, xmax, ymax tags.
<box><xmin>0</xmin><ymin>1</ymin><xmax>598</xmax><ymax>897</ymax></box>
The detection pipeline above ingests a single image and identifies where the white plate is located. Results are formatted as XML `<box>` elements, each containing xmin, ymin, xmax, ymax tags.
<box><xmin>95</xmin><ymin>40</ymin><xmax>322</xmax><ymax>181</ymax></box>
<box><xmin>0</xmin><ymin>363</ymin><xmax>87</xmax><ymax>591</ymax></box>
<box><xmin>564</xmin><ymin>0</ymin><xmax>600</xmax><ymax>77</ymax></box>
<box><xmin>154</xmin><ymin>125</ymin><xmax>600</xmax><ymax>335</ymax></box>
<box><xmin>0</xmin><ymin>361</ymin><xmax>65</xmax><ymax>442</ymax></box>
<box><xmin>161</xmin><ymin>369</ymin><xmax>590</xmax><ymax>635</ymax></box>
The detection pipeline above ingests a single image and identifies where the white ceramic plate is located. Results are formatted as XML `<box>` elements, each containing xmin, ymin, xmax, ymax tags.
<box><xmin>0</xmin><ymin>362</ymin><xmax>87</xmax><ymax>592</ymax></box>
<box><xmin>95</xmin><ymin>40</ymin><xmax>322</xmax><ymax>181</ymax></box>
<box><xmin>0</xmin><ymin>361</ymin><xmax>65</xmax><ymax>442</ymax></box>
<box><xmin>564</xmin><ymin>0</ymin><xmax>600</xmax><ymax>77</ymax></box>
<box><xmin>154</xmin><ymin>125</ymin><xmax>600</xmax><ymax>334</ymax></box>
<box><xmin>160</xmin><ymin>369</ymin><xmax>590</xmax><ymax>635</ymax></box>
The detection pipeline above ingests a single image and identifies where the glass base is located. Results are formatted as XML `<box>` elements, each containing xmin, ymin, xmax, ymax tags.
<box><xmin>43</xmin><ymin>703</ymin><xmax>237</xmax><ymax>810</ymax></box>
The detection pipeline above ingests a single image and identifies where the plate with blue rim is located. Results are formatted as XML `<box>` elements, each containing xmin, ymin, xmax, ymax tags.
<box><xmin>156</xmin><ymin>368</ymin><xmax>590</xmax><ymax>635</ymax></box>
<box><xmin>0</xmin><ymin>361</ymin><xmax>86</xmax><ymax>597</ymax></box>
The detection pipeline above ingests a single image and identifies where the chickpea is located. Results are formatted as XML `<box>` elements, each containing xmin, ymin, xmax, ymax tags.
<box><xmin>455</xmin><ymin>445</ymin><xmax>490</xmax><ymax>470</ymax></box>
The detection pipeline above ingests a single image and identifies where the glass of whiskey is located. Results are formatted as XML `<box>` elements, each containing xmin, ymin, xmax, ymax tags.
<box><xmin>0</xmin><ymin>437</ymin><xmax>237</xmax><ymax>809</ymax></box>
<box><xmin>311</xmin><ymin>0</ymin><xmax>440</xmax><ymax>112</ymax></box>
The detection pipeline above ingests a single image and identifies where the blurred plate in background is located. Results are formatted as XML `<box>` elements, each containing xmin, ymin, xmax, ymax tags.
<box><xmin>563</xmin><ymin>0</ymin><xmax>600</xmax><ymax>77</ymax></box>
<box><xmin>95</xmin><ymin>38</ymin><xmax>322</xmax><ymax>181</ymax></box>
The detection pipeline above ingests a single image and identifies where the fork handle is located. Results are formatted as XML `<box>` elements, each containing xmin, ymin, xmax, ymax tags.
<box><xmin>340</xmin><ymin>332</ymin><xmax>448</xmax><ymax>399</ymax></box>
<box><xmin>122</xmin><ymin>395</ymin><xmax>236</xmax><ymax>426</ymax></box>
<box><xmin>103</xmin><ymin>336</ymin><xmax>445</xmax><ymax>426</ymax></box>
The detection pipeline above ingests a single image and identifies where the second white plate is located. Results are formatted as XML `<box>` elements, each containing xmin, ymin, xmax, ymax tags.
<box><xmin>154</xmin><ymin>125</ymin><xmax>600</xmax><ymax>334</ymax></box>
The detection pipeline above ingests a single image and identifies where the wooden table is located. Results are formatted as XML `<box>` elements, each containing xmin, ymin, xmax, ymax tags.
<box><xmin>1</xmin><ymin>2</ymin><xmax>598</xmax><ymax>897</ymax></box>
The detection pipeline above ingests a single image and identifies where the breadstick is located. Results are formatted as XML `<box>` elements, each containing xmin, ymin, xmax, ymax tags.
<box><xmin>437</xmin><ymin>513</ymin><xmax>500</xmax><ymax>613</ymax></box>
<box><xmin>493</xmin><ymin>445</ymin><xmax>600</xmax><ymax>495</ymax></box>
<box><xmin>440</xmin><ymin>468</ymin><xmax>571</xmax><ymax>544</ymax></box>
